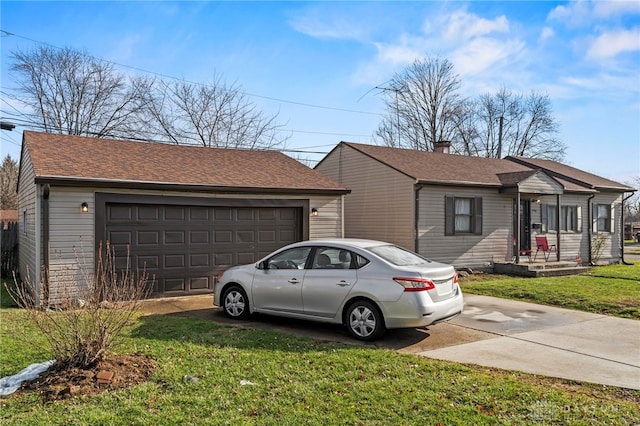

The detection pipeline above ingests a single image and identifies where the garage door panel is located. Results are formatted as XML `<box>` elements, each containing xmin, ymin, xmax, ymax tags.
<box><xmin>108</xmin><ymin>231</ymin><xmax>132</xmax><ymax>245</ymax></box>
<box><xmin>190</xmin><ymin>253</ymin><xmax>210</xmax><ymax>267</ymax></box>
<box><xmin>164</xmin><ymin>278</ymin><xmax>186</xmax><ymax>292</ymax></box>
<box><xmin>164</xmin><ymin>254</ymin><xmax>185</xmax><ymax>268</ymax></box>
<box><xmin>138</xmin><ymin>231</ymin><xmax>160</xmax><ymax>246</ymax></box>
<box><xmin>190</xmin><ymin>230</ymin><xmax>210</xmax><ymax>244</ymax></box>
<box><xmin>108</xmin><ymin>205</ymin><xmax>133</xmax><ymax>221</ymax></box>
<box><xmin>164</xmin><ymin>231</ymin><xmax>185</xmax><ymax>244</ymax></box>
<box><xmin>258</xmin><ymin>230</ymin><xmax>276</xmax><ymax>243</ymax></box>
<box><xmin>164</xmin><ymin>206</ymin><xmax>186</xmax><ymax>221</ymax></box>
<box><xmin>106</xmin><ymin>203</ymin><xmax>301</xmax><ymax>297</ymax></box>
<box><xmin>138</xmin><ymin>255</ymin><xmax>160</xmax><ymax>271</ymax></box>
<box><xmin>190</xmin><ymin>207</ymin><xmax>210</xmax><ymax>221</ymax></box>
<box><xmin>237</xmin><ymin>230</ymin><xmax>255</xmax><ymax>243</ymax></box>
<box><xmin>214</xmin><ymin>230</ymin><xmax>233</xmax><ymax>243</ymax></box>
<box><xmin>190</xmin><ymin>277</ymin><xmax>210</xmax><ymax>290</ymax></box>
<box><xmin>138</xmin><ymin>206</ymin><xmax>160</xmax><ymax>221</ymax></box>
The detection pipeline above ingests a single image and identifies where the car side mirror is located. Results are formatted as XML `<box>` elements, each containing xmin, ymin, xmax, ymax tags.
<box><xmin>257</xmin><ymin>260</ymin><xmax>269</xmax><ymax>270</ymax></box>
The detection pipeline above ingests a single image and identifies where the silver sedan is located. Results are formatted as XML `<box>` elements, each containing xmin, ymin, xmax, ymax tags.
<box><xmin>214</xmin><ymin>239</ymin><xmax>463</xmax><ymax>341</ymax></box>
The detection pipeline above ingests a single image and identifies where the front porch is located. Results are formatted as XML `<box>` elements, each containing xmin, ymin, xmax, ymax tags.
<box><xmin>493</xmin><ymin>259</ymin><xmax>590</xmax><ymax>277</ymax></box>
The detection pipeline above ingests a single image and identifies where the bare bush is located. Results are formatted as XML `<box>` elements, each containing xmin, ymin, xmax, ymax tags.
<box><xmin>8</xmin><ymin>242</ymin><xmax>150</xmax><ymax>369</ymax></box>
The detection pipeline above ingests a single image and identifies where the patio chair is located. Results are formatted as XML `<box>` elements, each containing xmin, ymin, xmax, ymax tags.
<box><xmin>534</xmin><ymin>235</ymin><xmax>557</xmax><ymax>261</ymax></box>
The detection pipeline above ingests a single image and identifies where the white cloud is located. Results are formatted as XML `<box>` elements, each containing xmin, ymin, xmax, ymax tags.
<box><xmin>539</xmin><ymin>26</ymin><xmax>555</xmax><ymax>42</ymax></box>
<box><xmin>288</xmin><ymin>5</ymin><xmax>370</xmax><ymax>41</ymax></box>
<box><xmin>451</xmin><ymin>37</ymin><xmax>525</xmax><ymax>77</ymax></box>
<box><xmin>443</xmin><ymin>10</ymin><xmax>509</xmax><ymax>41</ymax></box>
<box><xmin>549</xmin><ymin>0</ymin><xmax>640</xmax><ymax>26</ymax></box>
<box><xmin>592</xmin><ymin>0</ymin><xmax>640</xmax><ymax>18</ymax></box>
<box><xmin>587</xmin><ymin>27</ymin><xmax>640</xmax><ymax>59</ymax></box>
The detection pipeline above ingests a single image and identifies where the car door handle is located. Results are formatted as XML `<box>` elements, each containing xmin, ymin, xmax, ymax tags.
<box><xmin>288</xmin><ymin>278</ymin><xmax>300</xmax><ymax>284</ymax></box>
<box><xmin>336</xmin><ymin>280</ymin><xmax>351</xmax><ymax>287</ymax></box>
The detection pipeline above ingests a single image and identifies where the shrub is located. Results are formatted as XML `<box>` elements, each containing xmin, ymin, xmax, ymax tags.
<box><xmin>7</xmin><ymin>242</ymin><xmax>150</xmax><ymax>369</ymax></box>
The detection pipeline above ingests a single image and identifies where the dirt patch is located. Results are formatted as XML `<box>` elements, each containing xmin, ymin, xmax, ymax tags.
<box><xmin>17</xmin><ymin>353</ymin><xmax>155</xmax><ymax>402</ymax></box>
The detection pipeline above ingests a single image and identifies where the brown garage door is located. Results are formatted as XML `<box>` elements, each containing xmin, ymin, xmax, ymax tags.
<box><xmin>105</xmin><ymin>203</ymin><xmax>300</xmax><ymax>297</ymax></box>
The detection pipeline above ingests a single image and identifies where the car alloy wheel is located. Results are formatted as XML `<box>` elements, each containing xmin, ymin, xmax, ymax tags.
<box><xmin>346</xmin><ymin>300</ymin><xmax>385</xmax><ymax>341</ymax></box>
<box><xmin>222</xmin><ymin>286</ymin><xmax>250</xmax><ymax>319</ymax></box>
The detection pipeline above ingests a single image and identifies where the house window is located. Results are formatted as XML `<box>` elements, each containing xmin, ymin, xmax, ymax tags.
<box><xmin>560</xmin><ymin>206</ymin><xmax>578</xmax><ymax>232</ymax></box>
<box><xmin>594</xmin><ymin>204</ymin><xmax>612</xmax><ymax>232</ymax></box>
<box><xmin>22</xmin><ymin>209</ymin><xmax>27</xmax><ymax>235</ymax></box>
<box><xmin>445</xmin><ymin>196</ymin><xmax>482</xmax><ymax>235</ymax></box>
<box><xmin>541</xmin><ymin>204</ymin><xmax>581</xmax><ymax>233</ymax></box>
<box><xmin>546</xmin><ymin>205</ymin><xmax>558</xmax><ymax>232</ymax></box>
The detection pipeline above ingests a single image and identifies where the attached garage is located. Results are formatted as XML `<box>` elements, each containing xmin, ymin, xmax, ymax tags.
<box><xmin>98</xmin><ymin>195</ymin><xmax>305</xmax><ymax>296</ymax></box>
<box><xmin>17</xmin><ymin>131</ymin><xmax>348</xmax><ymax>304</ymax></box>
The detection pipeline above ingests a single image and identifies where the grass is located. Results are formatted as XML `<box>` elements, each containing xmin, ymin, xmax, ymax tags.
<box><xmin>459</xmin><ymin>262</ymin><xmax>640</xmax><ymax>320</ymax></box>
<box><xmin>2</xmin><ymin>263</ymin><xmax>640</xmax><ymax>425</ymax></box>
<box><xmin>1</xmin><ymin>308</ymin><xmax>639</xmax><ymax>425</ymax></box>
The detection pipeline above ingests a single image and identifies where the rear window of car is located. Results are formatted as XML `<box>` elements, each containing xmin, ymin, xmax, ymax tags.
<box><xmin>368</xmin><ymin>244</ymin><xmax>432</xmax><ymax>266</ymax></box>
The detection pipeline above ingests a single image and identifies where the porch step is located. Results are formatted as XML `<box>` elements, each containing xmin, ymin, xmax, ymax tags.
<box><xmin>493</xmin><ymin>261</ymin><xmax>590</xmax><ymax>277</ymax></box>
<box><xmin>531</xmin><ymin>266</ymin><xmax>590</xmax><ymax>277</ymax></box>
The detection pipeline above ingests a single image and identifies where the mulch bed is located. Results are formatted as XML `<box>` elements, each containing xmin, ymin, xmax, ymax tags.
<box><xmin>17</xmin><ymin>353</ymin><xmax>156</xmax><ymax>402</ymax></box>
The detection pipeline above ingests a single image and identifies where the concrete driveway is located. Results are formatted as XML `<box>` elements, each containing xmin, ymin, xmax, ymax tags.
<box><xmin>140</xmin><ymin>293</ymin><xmax>640</xmax><ymax>390</ymax></box>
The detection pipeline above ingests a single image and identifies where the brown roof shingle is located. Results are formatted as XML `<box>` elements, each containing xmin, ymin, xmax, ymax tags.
<box><xmin>506</xmin><ymin>156</ymin><xmax>634</xmax><ymax>191</ymax></box>
<box><xmin>334</xmin><ymin>142</ymin><xmax>630</xmax><ymax>192</ymax></box>
<box><xmin>22</xmin><ymin>131</ymin><xmax>347</xmax><ymax>194</ymax></box>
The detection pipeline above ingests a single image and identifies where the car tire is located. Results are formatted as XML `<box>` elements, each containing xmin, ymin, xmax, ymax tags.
<box><xmin>345</xmin><ymin>300</ymin><xmax>385</xmax><ymax>341</ymax></box>
<box><xmin>222</xmin><ymin>285</ymin><xmax>250</xmax><ymax>320</ymax></box>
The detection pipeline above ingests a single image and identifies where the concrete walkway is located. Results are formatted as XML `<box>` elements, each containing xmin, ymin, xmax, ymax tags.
<box><xmin>419</xmin><ymin>294</ymin><xmax>640</xmax><ymax>390</ymax></box>
<box><xmin>140</xmin><ymin>292</ymin><xmax>640</xmax><ymax>390</ymax></box>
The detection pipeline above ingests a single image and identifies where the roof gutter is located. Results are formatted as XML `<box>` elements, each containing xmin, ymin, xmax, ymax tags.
<box><xmin>33</xmin><ymin>176</ymin><xmax>350</xmax><ymax>196</ymax></box>
<box><xmin>621</xmin><ymin>191</ymin><xmax>635</xmax><ymax>265</ymax></box>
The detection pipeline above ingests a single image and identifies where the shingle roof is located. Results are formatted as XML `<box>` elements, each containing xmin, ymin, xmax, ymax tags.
<box><xmin>506</xmin><ymin>156</ymin><xmax>634</xmax><ymax>192</ymax></box>
<box><xmin>334</xmin><ymin>142</ymin><xmax>630</xmax><ymax>192</ymax></box>
<box><xmin>340</xmin><ymin>142</ymin><xmax>530</xmax><ymax>186</ymax></box>
<box><xmin>22</xmin><ymin>131</ymin><xmax>347</xmax><ymax>194</ymax></box>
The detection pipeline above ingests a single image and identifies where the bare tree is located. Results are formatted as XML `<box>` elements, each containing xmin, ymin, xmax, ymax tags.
<box><xmin>625</xmin><ymin>177</ymin><xmax>640</xmax><ymax>224</ymax></box>
<box><xmin>473</xmin><ymin>88</ymin><xmax>565</xmax><ymax>160</ymax></box>
<box><xmin>136</xmin><ymin>76</ymin><xmax>287</xmax><ymax>149</ymax></box>
<box><xmin>375</xmin><ymin>57</ymin><xmax>463</xmax><ymax>151</ymax></box>
<box><xmin>375</xmin><ymin>58</ymin><xmax>565</xmax><ymax>160</ymax></box>
<box><xmin>11</xmin><ymin>46</ymin><xmax>148</xmax><ymax>138</ymax></box>
<box><xmin>0</xmin><ymin>155</ymin><xmax>18</xmax><ymax>210</ymax></box>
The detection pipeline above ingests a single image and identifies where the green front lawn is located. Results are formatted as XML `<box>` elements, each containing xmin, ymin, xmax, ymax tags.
<box><xmin>460</xmin><ymin>262</ymin><xmax>640</xmax><ymax>319</ymax></box>
<box><xmin>2</xmin><ymin>263</ymin><xmax>640</xmax><ymax>425</ymax></box>
<box><xmin>1</xmin><ymin>309</ymin><xmax>638</xmax><ymax>425</ymax></box>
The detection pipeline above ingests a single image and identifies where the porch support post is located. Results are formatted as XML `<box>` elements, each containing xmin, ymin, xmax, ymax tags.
<box><xmin>515</xmin><ymin>190</ymin><xmax>521</xmax><ymax>263</ymax></box>
<box><xmin>556</xmin><ymin>193</ymin><xmax>561</xmax><ymax>261</ymax></box>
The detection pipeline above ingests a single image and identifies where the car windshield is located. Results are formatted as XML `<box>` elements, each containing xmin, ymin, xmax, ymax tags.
<box><xmin>368</xmin><ymin>244</ymin><xmax>431</xmax><ymax>266</ymax></box>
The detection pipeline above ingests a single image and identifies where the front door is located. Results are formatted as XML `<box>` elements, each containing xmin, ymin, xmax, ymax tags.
<box><xmin>513</xmin><ymin>199</ymin><xmax>532</xmax><ymax>258</ymax></box>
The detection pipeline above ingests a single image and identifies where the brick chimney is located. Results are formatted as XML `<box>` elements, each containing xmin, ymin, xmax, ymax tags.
<box><xmin>434</xmin><ymin>140</ymin><xmax>451</xmax><ymax>154</ymax></box>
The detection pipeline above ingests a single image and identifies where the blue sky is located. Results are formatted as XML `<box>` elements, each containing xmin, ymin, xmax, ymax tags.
<box><xmin>1</xmin><ymin>1</ymin><xmax>639</xmax><ymax>184</ymax></box>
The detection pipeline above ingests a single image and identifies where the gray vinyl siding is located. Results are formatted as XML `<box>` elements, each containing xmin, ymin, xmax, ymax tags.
<box><xmin>39</xmin><ymin>187</ymin><xmax>342</xmax><ymax>303</ymax></box>
<box><xmin>417</xmin><ymin>186</ymin><xmax>512</xmax><ymax>268</ymax></box>
<box><xmin>519</xmin><ymin>173</ymin><xmax>563</xmax><ymax>194</ymax></box>
<box><xmin>17</xmin><ymin>150</ymin><xmax>37</xmax><ymax>286</ymax></box>
<box><xmin>315</xmin><ymin>144</ymin><xmax>415</xmax><ymax>249</ymax></box>
<box><xmin>309</xmin><ymin>195</ymin><xmax>343</xmax><ymax>239</ymax></box>
<box><xmin>532</xmin><ymin>194</ymin><xmax>587</xmax><ymax>261</ymax></box>
<box><xmin>46</xmin><ymin>187</ymin><xmax>95</xmax><ymax>304</ymax></box>
<box><xmin>590</xmin><ymin>192</ymin><xmax>623</xmax><ymax>263</ymax></box>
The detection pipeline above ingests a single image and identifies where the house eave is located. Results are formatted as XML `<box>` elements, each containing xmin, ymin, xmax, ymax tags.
<box><xmin>33</xmin><ymin>176</ymin><xmax>351</xmax><ymax>196</ymax></box>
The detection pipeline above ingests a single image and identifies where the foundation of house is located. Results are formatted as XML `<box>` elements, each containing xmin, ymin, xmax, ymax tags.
<box><xmin>493</xmin><ymin>260</ymin><xmax>590</xmax><ymax>277</ymax></box>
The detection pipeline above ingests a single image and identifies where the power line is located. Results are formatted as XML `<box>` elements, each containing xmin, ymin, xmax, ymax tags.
<box><xmin>0</xmin><ymin>29</ymin><xmax>381</xmax><ymax>117</ymax></box>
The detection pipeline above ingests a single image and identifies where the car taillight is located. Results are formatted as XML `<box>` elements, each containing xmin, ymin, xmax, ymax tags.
<box><xmin>393</xmin><ymin>277</ymin><xmax>435</xmax><ymax>292</ymax></box>
<box><xmin>453</xmin><ymin>272</ymin><xmax>459</xmax><ymax>284</ymax></box>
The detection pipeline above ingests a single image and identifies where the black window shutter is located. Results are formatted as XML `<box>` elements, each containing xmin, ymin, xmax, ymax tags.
<box><xmin>445</xmin><ymin>196</ymin><xmax>455</xmax><ymax>236</ymax></box>
<box><xmin>474</xmin><ymin>197</ymin><xmax>483</xmax><ymax>235</ymax></box>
